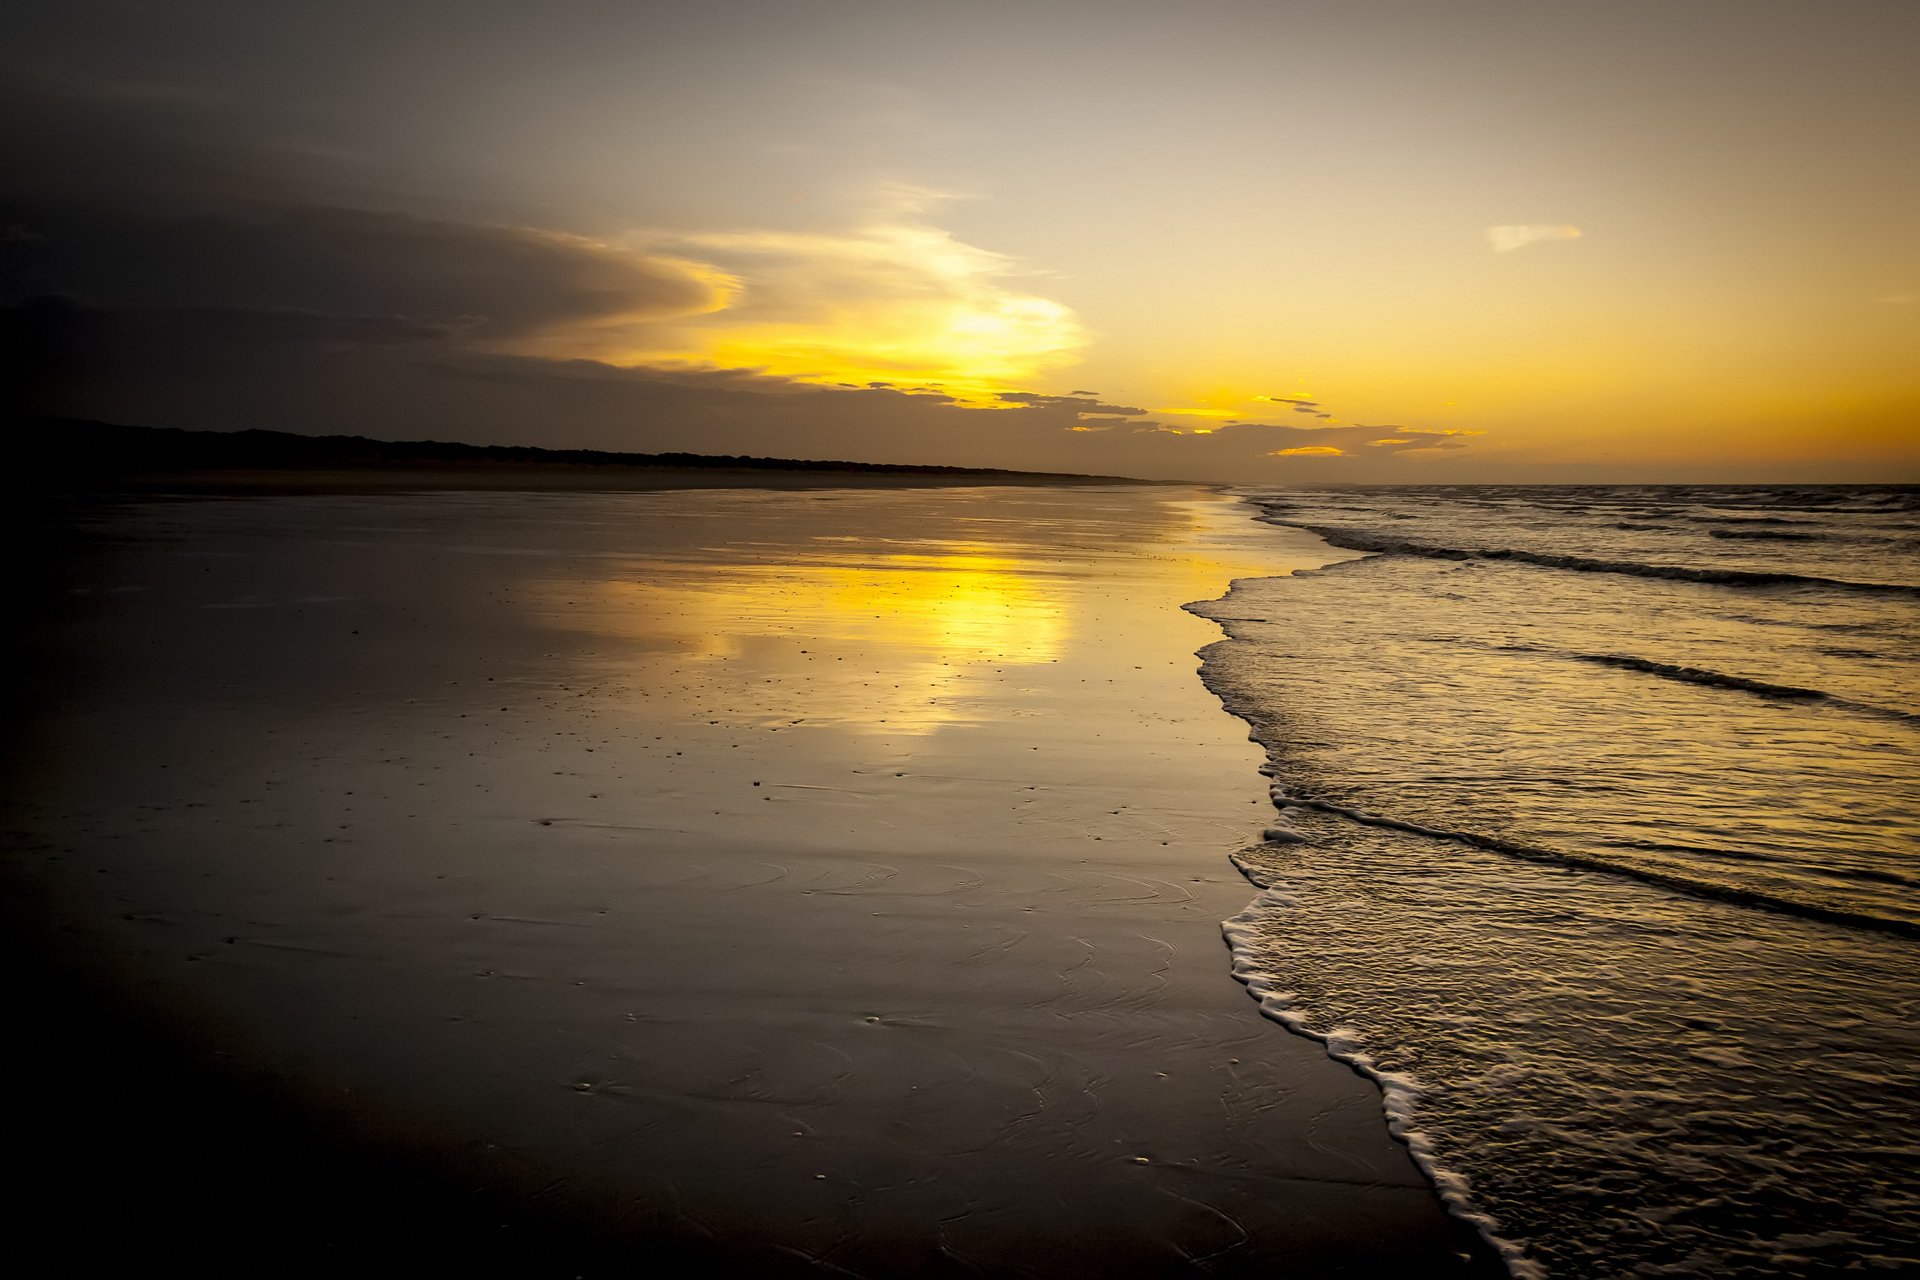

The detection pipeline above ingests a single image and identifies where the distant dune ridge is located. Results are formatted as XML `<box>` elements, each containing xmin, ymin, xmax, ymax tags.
<box><xmin>24</xmin><ymin>418</ymin><xmax>1149</xmax><ymax>490</ymax></box>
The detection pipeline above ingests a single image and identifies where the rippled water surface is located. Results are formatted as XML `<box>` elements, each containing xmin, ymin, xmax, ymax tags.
<box><xmin>1192</xmin><ymin>485</ymin><xmax>1920</xmax><ymax>1278</ymax></box>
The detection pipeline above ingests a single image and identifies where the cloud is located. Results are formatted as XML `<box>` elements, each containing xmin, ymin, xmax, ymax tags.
<box><xmin>1486</xmin><ymin>224</ymin><xmax>1583</xmax><ymax>253</ymax></box>
<box><xmin>1368</xmin><ymin>427</ymin><xmax>1484</xmax><ymax>453</ymax></box>
<box><xmin>18</xmin><ymin>296</ymin><xmax>1497</xmax><ymax>481</ymax></box>
<box><xmin>620</xmin><ymin>190</ymin><xmax>1088</xmax><ymax>403</ymax></box>
<box><xmin>2</xmin><ymin>84</ymin><xmax>1085</xmax><ymax>410</ymax></box>
<box><xmin>0</xmin><ymin>80</ymin><xmax>1484</xmax><ymax>482</ymax></box>
<box><xmin>2</xmin><ymin>202</ymin><xmax>728</xmax><ymax>345</ymax></box>
<box><xmin>1876</xmin><ymin>293</ymin><xmax>1917</xmax><ymax>305</ymax></box>
<box><xmin>994</xmin><ymin>391</ymin><xmax>1148</xmax><ymax>416</ymax></box>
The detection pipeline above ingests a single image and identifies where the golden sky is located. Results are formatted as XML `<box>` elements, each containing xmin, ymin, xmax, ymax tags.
<box><xmin>6</xmin><ymin>1</ymin><xmax>1916</xmax><ymax>480</ymax></box>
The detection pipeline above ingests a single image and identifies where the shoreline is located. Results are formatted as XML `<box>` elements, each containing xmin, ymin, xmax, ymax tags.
<box><xmin>3</xmin><ymin>483</ymin><xmax>1502</xmax><ymax>1275</ymax></box>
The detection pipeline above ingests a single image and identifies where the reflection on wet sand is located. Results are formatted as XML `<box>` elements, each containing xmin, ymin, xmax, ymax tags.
<box><xmin>554</xmin><ymin>551</ymin><xmax>1068</xmax><ymax>732</ymax></box>
<box><xmin>514</xmin><ymin>489</ymin><xmax>1311</xmax><ymax>739</ymax></box>
<box><xmin>3</xmin><ymin>485</ymin><xmax>1493</xmax><ymax>1277</ymax></box>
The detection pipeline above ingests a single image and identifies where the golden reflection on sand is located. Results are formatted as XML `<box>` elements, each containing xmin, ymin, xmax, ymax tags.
<box><xmin>542</xmin><ymin>550</ymin><xmax>1067</xmax><ymax>733</ymax></box>
<box><xmin>526</xmin><ymin>491</ymin><xmax>1328</xmax><ymax>735</ymax></box>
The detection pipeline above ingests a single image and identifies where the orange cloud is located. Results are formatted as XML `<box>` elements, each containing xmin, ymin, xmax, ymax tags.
<box><xmin>1269</xmin><ymin>445</ymin><xmax>1345</xmax><ymax>457</ymax></box>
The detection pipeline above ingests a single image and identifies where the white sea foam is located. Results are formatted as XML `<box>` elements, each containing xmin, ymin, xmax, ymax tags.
<box><xmin>1224</xmin><ymin>887</ymin><xmax>1546</xmax><ymax>1280</ymax></box>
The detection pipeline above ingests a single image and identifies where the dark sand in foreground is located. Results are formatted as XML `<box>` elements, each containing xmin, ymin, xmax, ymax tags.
<box><xmin>3</xmin><ymin>484</ymin><xmax>1502</xmax><ymax>1276</ymax></box>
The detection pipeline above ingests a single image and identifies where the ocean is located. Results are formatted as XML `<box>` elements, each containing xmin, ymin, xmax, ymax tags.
<box><xmin>1191</xmin><ymin>485</ymin><xmax>1920</xmax><ymax>1277</ymax></box>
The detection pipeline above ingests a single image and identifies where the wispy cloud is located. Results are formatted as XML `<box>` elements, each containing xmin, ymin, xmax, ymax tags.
<box><xmin>1373</xmin><ymin>427</ymin><xmax>1484</xmax><ymax>453</ymax></box>
<box><xmin>1269</xmin><ymin>445</ymin><xmax>1344</xmax><ymax>457</ymax></box>
<box><xmin>1486</xmin><ymin>224</ymin><xmax>1583</xmax><ymax>253</ymax></box>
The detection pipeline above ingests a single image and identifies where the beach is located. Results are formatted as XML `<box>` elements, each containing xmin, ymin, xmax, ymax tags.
<box><xmin>1</xmin><ymin>483</ymin><xmax>1499</xmax><ymax>1276</ymax></box>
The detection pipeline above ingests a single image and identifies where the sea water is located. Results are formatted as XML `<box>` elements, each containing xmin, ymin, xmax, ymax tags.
<box><xmin>1189</xmin><ymin>486</ymin><xmax>1920</xmax><ymax>1278</ymax></box>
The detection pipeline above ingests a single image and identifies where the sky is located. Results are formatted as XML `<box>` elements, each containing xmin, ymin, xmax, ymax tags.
<box><xmin>4</xmin><ymin>0</ymin><xmax>1916</xmax><ymax>482</ymax></box>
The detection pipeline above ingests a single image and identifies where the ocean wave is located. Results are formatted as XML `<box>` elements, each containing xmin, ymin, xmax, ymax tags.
<box><xmin>1708</xmin><ymin>528</ymin><xmax>1820</xmax><ymax>542</ymax></box>
<box><xmin>1254</xmin><ymin>514</ymin><xmax>1920</xmax><ymax>597</ymax></box>
<box><xmin>1191</xmin><ymin>542</ymin><xmax>1919</xmax><ymax>937</ymax></box>
<box><xmin>1188</xmin><ymin>600</ymin><xmax>1920</xmax><ymax>938</ymax></box>
<box><xmin>1246</xmin><ymin>787</ymin><xmax>1920</xmax><ymax>939</ymax></box>
<box><xmin>1608</xmin><ymin>836</ymin><xmax>1920</xmax><ymax>888</ymax></box>
<box><xmin>1219</xmin><ymin>896</ymin><xmax>1546</xmax><ymax>1280</ymax></box>
<box><xmin>1687</xmin><ymin>514</ymin><xmax>1815</xmax><ymax>526</ymax></box>
<box><xmin>1197</xmin><ymin>489</ymin><xmax>1920</xmax><ymax>1274</ymax></box>
<box><xmin>1489</xmin><ymin>644</ymin><xmax>1920</xmax><ymax>723</ymax></box>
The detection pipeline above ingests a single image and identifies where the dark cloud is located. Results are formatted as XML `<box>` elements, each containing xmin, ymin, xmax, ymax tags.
<box><xmin>994</xmin><ymin>391</ymin><xmax>1148</xmax><ymax>416</ymax></box>
<box><xmin>1</xmin><ymin>201</ymin><xmax>719</xmax><ymax>341</ymax></box>
<box><xmin>2</xmin><ymin>77</ymin><xmax>722</xmax><ymax>350</ymax></box>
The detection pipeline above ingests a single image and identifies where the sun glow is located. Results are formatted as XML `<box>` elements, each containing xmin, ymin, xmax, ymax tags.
<box><xmin>691</xmin><ymin>290</ymin><xmax>1082</xmax><ymax>406</ymax></box>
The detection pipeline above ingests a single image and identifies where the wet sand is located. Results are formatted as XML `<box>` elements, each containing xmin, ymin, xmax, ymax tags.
<box><xmin>2</xmin><ymin>485</ymin><xmax>1502</xmax><ymax>1276</ymax></box>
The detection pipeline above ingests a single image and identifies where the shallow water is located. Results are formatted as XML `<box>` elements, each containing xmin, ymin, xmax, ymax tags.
<box><xmin>1192</xmin><ymin>485</ymin><xmax>1920</xmax><ymax>1277</ymax></box>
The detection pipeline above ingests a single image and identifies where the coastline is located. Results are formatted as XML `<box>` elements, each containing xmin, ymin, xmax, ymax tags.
<box><xmin>82</xmin><ymin>463</ymin><xmax>1163</xmax><ymax>496</ymax></box>
<box><xmin>2</xmin><ymin>482</ymin><xmax>1500</xmax><ymax>1275</ymax></box>
<box><xmin>17</xmin><ymin>418</ymin><xmax>1158</xmax><ymax>498</ymax></box>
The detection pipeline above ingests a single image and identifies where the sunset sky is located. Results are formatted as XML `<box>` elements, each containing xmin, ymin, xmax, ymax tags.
<box><xmin>6</xmin><ymin>1</ymin><xmax>1916</xmax><ymax>481</ymax></box>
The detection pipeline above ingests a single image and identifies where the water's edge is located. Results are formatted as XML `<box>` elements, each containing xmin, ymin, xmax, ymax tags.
<box><xmin>1184</xmin><ymin>525</ymin><xmax>1539</xmax><ymax>1280</ymax></box>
